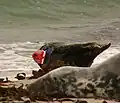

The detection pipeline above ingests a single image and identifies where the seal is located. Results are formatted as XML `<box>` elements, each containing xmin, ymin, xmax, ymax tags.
<box><xmin>27</xmin><ymin>53</ymin><xmax>120</xmax><ymax>101</ymax></box>
<box><xmin>32</xmin><ymin>42</ymin><xmax>111</xmax><ymax>78</ymax></box>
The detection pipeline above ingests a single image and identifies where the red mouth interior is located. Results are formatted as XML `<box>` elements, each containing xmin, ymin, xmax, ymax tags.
<box><xmin>32</xmin><ymin>50</ymin><xmax>46</xmax><ymax>64</ymax></box>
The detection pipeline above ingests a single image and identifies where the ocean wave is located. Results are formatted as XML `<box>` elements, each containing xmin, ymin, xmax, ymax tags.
<box><xmin>1</xmin><ymin>0</ymin><xmax>120</xmax><ymax>25</ymax></box>
<box><xmin>1</xmin><ymin>0</ymin><xmax>120</xmax><ymax>80</ymax></box>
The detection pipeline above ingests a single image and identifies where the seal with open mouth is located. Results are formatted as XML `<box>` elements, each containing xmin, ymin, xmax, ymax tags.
<box><xmin>32</xmin><ymin>42</ymin><xmax>111</xmax><ymax>78</ymax></box>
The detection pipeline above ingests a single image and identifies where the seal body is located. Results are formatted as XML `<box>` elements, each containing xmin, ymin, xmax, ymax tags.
<box><xmin>32</xmin><ymin>42</ymin><xmax>111</xmax><ymax>78</ymax></box>
<box><xmin>27</xmin><ymin>53</ymin><xmax>120</xmax><ymax>100</ymax></box>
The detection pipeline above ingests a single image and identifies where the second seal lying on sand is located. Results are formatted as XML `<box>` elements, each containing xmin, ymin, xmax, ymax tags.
<box><xmin>31</xmin><ymin>42</ymin><xmax>111</xmax><ymax>78</ymax></box>
<box><xmin>27</xmin><ymin>53</ymin><xmax>120</xmax><ymax>101</ymax></box>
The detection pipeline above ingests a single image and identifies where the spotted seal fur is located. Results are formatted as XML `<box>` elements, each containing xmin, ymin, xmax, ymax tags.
<box><xmin>27</xmin><ymin>53</ymin><xmax>120</xmax><ymax>101</ymax></box>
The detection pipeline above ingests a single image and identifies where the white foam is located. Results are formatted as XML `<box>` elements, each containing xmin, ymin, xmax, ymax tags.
<box><xmin>0</xmin><ymin>41</ymin><xmax>43</xmax><ymax>80</ymax></box>
<box><xmin>0</xmin><ymin>41</ymin><xmax>120</xmax><ymax>80</ymax></box>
